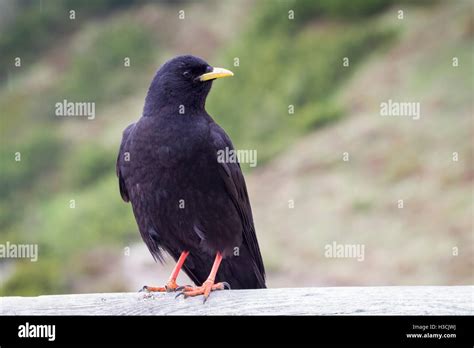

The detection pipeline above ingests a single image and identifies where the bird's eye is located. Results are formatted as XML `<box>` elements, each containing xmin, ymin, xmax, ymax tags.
<box><xmin>183</xmin><ymin>71</ymin><xmax>191</xmax><ymax>78</ymax></box>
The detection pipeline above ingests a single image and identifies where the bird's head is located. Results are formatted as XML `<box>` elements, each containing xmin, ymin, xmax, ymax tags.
<box><xmin>143</xmin><ymin>55</ymin><xmax>233</xmax><ymax>116</ymax></box>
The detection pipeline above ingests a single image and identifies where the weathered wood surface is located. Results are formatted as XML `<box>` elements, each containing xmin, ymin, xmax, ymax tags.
<box><xmin>1</xmin><ymin>286</ymin><xmax>472</xmax><ymax>315</ymax></box>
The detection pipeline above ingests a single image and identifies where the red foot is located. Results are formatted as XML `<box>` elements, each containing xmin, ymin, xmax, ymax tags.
<box><xmin>176</xmin><ymin>280</ymin><xmax>231</xmax><ymax>303</ymax></box>
<box><xmin>140</xmin><ymin>279</ymin><xmax>189</xmax><ymax>293</ymax></box>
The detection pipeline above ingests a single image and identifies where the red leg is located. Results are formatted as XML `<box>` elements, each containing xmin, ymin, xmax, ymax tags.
<box><xmin>141</xmin><ymin>251</ymin><xmax>190</xmax><ymax>292</ymax></box>
<box><xmin>176</xmin><ymin>252</ymin><xmax>230</xmax><ymax>302</ymax></box>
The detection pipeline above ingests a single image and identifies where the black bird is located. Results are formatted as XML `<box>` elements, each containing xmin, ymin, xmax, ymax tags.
<box><xmin>116</xmin><ymin>55</ymin><xmax>266</xmax><ymax>301</ymax></box>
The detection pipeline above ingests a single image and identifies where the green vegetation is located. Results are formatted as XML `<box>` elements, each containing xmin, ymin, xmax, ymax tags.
<box><xmin>0</xmin><ymin>0</ymin><xmax>148</xmax><ymax>81</ymax></box>
<box><xmin>1</xmin><ymin>258</ymin><xmax>65</xmax><ymax>296</ymax></box>
<box><xmin>209</xmin><ymin>0</ymin><xmax>396</xmax><ymax>163</ymax></box>
<box><xmin>253</xmin><ymin>0</ymin><xmax>394</xmax><ymax>34</ymax></box>
<box><xmin>61</xmin><ymin>21</ymin><xmax>155</xmax><ymax>103</ymax></box>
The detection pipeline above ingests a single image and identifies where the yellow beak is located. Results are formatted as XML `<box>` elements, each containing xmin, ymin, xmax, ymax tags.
<box><xmin>198</xmin><ymin>67</ymin><xmax>234</xmax><ymax>82</ymax></box>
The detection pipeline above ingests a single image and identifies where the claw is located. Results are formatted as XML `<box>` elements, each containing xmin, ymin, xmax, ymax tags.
<box><xmin>139</xmin><ymin>286</ymin><xmax>148</xmax><ymax>293</ymax></box>
<box><xmin>175</xmin><ymin>291</ymin><xmax>186</xmax><ymax>299</ymax></box>
<box><xmin>175</xmin><ymin>285</ymin><xmax>193</xmax><ymax>292</ymax></box>
<box><xmin>221</xmin><ymin>282</ymin><xmax>231</xmax><ymax>290</ymax></box>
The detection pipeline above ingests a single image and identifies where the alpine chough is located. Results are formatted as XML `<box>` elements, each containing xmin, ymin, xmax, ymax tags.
<box><xmin>116</xmin><ymin>55</ymin><xmax>266</xmax><ymax>302</ymax></box>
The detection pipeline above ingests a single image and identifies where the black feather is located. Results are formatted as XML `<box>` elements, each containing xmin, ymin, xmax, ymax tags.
<box><xmin>116</xmin><ymin>55</ymin><xmax>266</xmax><ymax>288</ymax></box>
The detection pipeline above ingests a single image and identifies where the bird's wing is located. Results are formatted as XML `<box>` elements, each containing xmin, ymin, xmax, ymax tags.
<box><xmin>210</xmin><ymin>123</ymin><xmax>266</xmax><ymax>285</ymax></box>
<box><xmin>116</xmin><ymin>123</ymin><xmax>135</xmax><ymax>202</ymax></box>
<box><xmin>116</xmin><ymin>122</ymin><xmax>166</xmax><ymax>262</ymax></box>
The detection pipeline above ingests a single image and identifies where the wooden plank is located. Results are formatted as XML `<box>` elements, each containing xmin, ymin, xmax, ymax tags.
<box><xmin>1</xmin><ymin>286</ymin><xmax>472</xmax><ymax>315</ymax></box>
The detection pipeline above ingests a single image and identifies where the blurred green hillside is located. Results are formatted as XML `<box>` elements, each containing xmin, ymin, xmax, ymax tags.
<box><xmin>250</xmin><ymin>0</ymin><xmax>473</xmax><ymax>286</ymax></box>
<box><xmin>1</xmin><ymin>0</ymin><xmax>471</xmax><ymax>295</ymax></box>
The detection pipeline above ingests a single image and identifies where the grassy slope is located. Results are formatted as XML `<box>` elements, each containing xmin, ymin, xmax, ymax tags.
<box><xmin>208</xmin><ymin>0</ymin><xmax>397</xmax><ymax>163</ymax></box>
<box><xmin>249</xmin><ymin>0</ymin><xmax>473</xmax><ymax>286</ymax></box>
